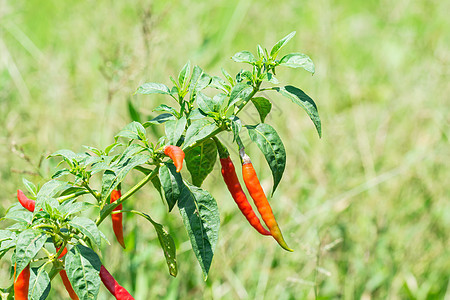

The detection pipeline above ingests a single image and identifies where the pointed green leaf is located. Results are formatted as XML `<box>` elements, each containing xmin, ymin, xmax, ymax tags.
<box><xmin>246</xmin><ymin>123</ymin><xmax>286</xmax><ymax>195</ymax></box>
<box><xmin>136</xmin><ymin>212</ymin><xmax>177</xmax><ymax>277</ymax></box>
<box><xmin>28</xmin><ymin>266</ymin><xmax>51</xmax><ymax>300</ymax></box>
<box><xmin>115</xmin><ymin>121</ymin><xmax>147</xmax><ymax>142</ymax></box>
<box><xmin>144</xmin><ymin>113</ymin><xmax>176</xmax><ymax>127</ymax></box>
<box><xmin>159</xmin><ymin>163</ymin><xmax>183</xmax><ymax>212</ymax></box>
<box><xmin>279</xmin><ymin>53</ymin><xmax>315</xmax><ymax>73</ymax></box>
<box><xmin>270</xmin><ymin>31</ymin><xmax>296</xmax><ymax>58</ymax></box>
<box><xmin>15</xmin><ymin>229</ymin><xmax>47</xmax><ymax>275</ymax></box>
<box><xmin>232</xmin><ymin>51</ymin><xmax>256</xmax><ymax>64</ymax></box>
<box><xmin>275</xmin><ymin>85</ymin><xmax>321</xmax><ymax>137</ymax></box>
<box><xmin>183</xmin><ymin>119</ymin><xmax>217</xmax><ymax>148</ymax></box>
<box><xmin>257</xmin><ymin>44</ymin><xmax>265</xmax><ymax>59</ymax></box>
<box><xmin>178</xmin><ymin>182</ymin><xmax>220</xmax><ymax>280</ymax></box>
<box><xmin>251</xmin><ymin>97</ymin><xmax>272</xmax><ymax>123</ymax></box>
<box><xmin>66</xmin><ymin>244</ymin><xmax>101</xmax><ymax>300</ymax></box>
<box><xmin>3</xmin><ymin>203</ymin><xmax>32</xmax><ymax>223</ymax></box>
<box><xmin>197</xmin><ymin>92</ymin><xmax>220</xmax><ymax>114</ymax></box>
<box><xmin>153</xmin><ymin>104</ymin><xmax>178</xmax><ymax>116</ymax></box>
<box><xmin>189</xmin><ymin>66</ymin><xmax>211</xmax><ymax>96</ymax></box>
<box><xmin>165</xmin><ymin>116</ymin><xmax>187</xmax><ymax>145</ymax></box>
<box><xmin>127</xmin><ymin>98</ymin><xmax>141</xmax><ymax>123</ymax></box>
<box><xmin>70</xmin><ymin>217</ymin><xmax>102</xmax><ymax>247</ymax></box>
<box><xmin>22</xmin><ymin>178</ymin><xmax>37</xmax><ymax>197</ymax></box>
<box><xmin>178</xmin><ymin>61</ymin><xmax>191</xmax><ymax>89</ymax></box>
<box><xmin>229</xmin><ymin>83</ymin><xmax>253</xmax><ymax>108</ymax></box>
<box><xmin>221</xmin><ymin>68</ymin><xmax>234</xmax><ymax>85</ymax></box>
<box><xmin>136</xmin><ymin>82</ymin><xmax>170</xmax><ymax>95</ymax></box>
<box><xmin>229</xmin><ymin>116</ymin><xmax>242</xmax><ymax>142</ymax></box>
<box><xmin>185</xmin><ymin>139</ymin><xmax>217</xmax><ymax>187</ymax></box>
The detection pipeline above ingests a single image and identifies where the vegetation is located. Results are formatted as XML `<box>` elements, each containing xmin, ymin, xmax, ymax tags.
<box><xmin>1</xmin><ymin>0</ymin><xmax>449</xmax><ymax>299</ymax></box>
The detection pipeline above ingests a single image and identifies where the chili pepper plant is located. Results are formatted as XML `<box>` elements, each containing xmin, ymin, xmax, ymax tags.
<box><xmin>0</xmin><ymin>32</ymin><xmax>321</xmax><ymax>299</ymax></box>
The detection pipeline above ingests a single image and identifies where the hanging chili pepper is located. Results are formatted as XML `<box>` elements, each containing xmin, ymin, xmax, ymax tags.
<box><xmin>240</xmin><ymin>150</ymin><xmax>293</xmax><ymax>252</ymax></box>
<box><xmin>100</xmin><ymin>265</ymin><xmax>135</xmax><ymax>300</ymax></box>
<box><xmin>14</xmin><ymin>263</ymin><xmax>30</xmax><ymax>300</ymax></box>
<box><xmin>214</xmin><ymin>138</ymin><xmax>270</xmax><ymax>235</ymax></box>
<box><xmin>110</xmin><ymin>189</ymin><xmax>125</xmax><ymax>249</ymax></box>
<box><xmin>56</xmin><ymin>247</ymin><xmax>79</xmax><ymax>300</ymax></box>
<box><xmin>17</xmin><ymin>189</ymin><xmax>35</xmax><ymax>212</ymax></box>
<box><xmin>163</xmin><ymin>145</ymin><xmax>185</xmax><ymax>172</ymax></box>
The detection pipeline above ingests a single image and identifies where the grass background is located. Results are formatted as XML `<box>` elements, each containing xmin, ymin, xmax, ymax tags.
<box><xmin>1</xmin><ymin>0</ymin><xmax>449</xmax><ymax>299</ymax></box>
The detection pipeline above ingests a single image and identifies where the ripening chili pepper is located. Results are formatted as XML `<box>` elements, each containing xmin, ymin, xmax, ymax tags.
<box><xmin>100</xmin><ymin>265</ymin><xmax>135</xmax><ymax>300</ymax></box>
<box><xmin>240</xmin><ymin>151</ymin><xmax>293</xmax><ymax>252</ymax></box>
<box><xmin>17</xmin><ymin>189</ymin><xmax>35</xmax><ymax>212</ymax></box>
<box><xmin>110</xmin><ymin>189</ymin><xmax>125</xmax><ymax>249</ymax></box>
<box><xmin>214</xmin><ymin>138</ymin><xmax>270</xmax><ymax>235</ymax></box>
<box><xmin>14</xmin><ymin>263</ymin><xmax>30</xmax><ymax>300</ymax></box>
<box><xmin>56</xmin><ymin>247</ymin><xmax>79</xmax><ymax>300</ymax></box>
<box><xmin>164</xmin><ymin>145</ymin><xmax>185</xmax><ymax>172</ymax></box>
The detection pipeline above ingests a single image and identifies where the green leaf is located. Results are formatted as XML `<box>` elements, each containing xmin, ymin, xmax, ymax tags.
<box><xmin>165</xmin><ymin>117</ymin><xmax>187</xmax><ymax>145</ymax></box>
<box><xmin>159</xmin><ymin>163</ymin><xmax>183</xmax><ymax>212</ymax></box>
<box><xmin>136</xmin><ymin>82</ymin><xmax>170</xmax><ymax>95</ymax></box>
<box><xmin>144</xmin><ymin>113</ymin><xmax>176</xmax><ymax>127</ymax></box>
<box><xmin>257</xmin><ymin>44</ymin><xmax>265</xmax><ymax>59</ymax></box>
<box><xmin>178</xmin><ymin>61</ymin><xmax>191</xmax><ymax>89</ymax></box>
<box><xmin>35</xmin><ymin>180</ymin><xmax>67</xmax><ymax>212</ymax></box>
<box><xmin>70</xmin><ymin>217</ymin><xmax>102</xmax><ymax>247</ymax></box>
<box><xmin>28</xmin><ymin>266</ymin><xmax>51</xmax><ymax>300</ymax></box>
<box><xmin>270</xmin><ymin>31</ymin><xmax>296</xmax><ymax>58</ymax></box>
<box><xmin>246</xmin><ymin>123</ymin><xmax>286</xmax><ymax>195</ymax></box>
<box><xmin>251</xmin><ymin>97</ymin><xmax>272</xmax><ymax>123</ymax></box>
<box><xmin>100</xmin><ymin>144</ymin><xmax>151</xmax><ymax>201</ymax></box>
<box><xmin>3</xmin><ymin>203</ymin><xmax>32</xmax><ymax>223</ymax></box>
<box><xmin>137</xmin><ymin>212</ymin><xmax>177</xmax><ymax>277</ymax></box>
<box><xmin>229</xmin><ymin>83</ymin><xmax>253</xmax><ymax>107</ymax></box>
<box><xmin>275</xmin><ymin>85</ymin><xmax>322</xmax><ymax>137</ymax></box>
<box><xmin>185</xmin><ymin>139</ymin><xmax>217</xmax><ymax>187</ymax></box>
<box><xmin>115</xmin><ymin>121</ymin><xmax>147</xmax><ymax>142</ymax></box>
<box><xmin>279</xmin><ymin>53</ymin><xmax>315</xmax><ymax>73</ymax></box>
<box><xmin>127</xmin><ymin>98</ymin><xmax>141</xmax><ymax>123</ymax></box>
<box><xmin>15</xmin><ymin>229</ymin><xmax>47</xmax><ymax>275</ymax></box>
<box><xmin>211</xmin><ymin>76</ymin><xmax>231</xmax><ymax>93</ymax></box>
<box><xmin>22</xmin><ymin>178</ymin><xmax>37</xmax><ymax>197</ymax></box>
<box><xmin>229</xmin><ymin>116</ymin><xmax>242</xmax><ymax>142</ymax></box>
<box><xmin>177</xmin><ymin>183</ymin><xmax>220</xmax><ymax>280</ymax></box>
<box><xmin>66</xmin><ymin>244</ymin><xmax>101</xmax><ymax>300</ymax></box>
<box><xmin>196</xmin><ymin>92</ymin><xmax>220</xmax><ymax>114</ymax></box>
<box><xmin>189</xmin><ymin>66</ymin><xmax>211</xmax><ymax>96</ymax></box>
<box><xmin>232</xmin><ymin>51</ymin><xmax>256</xmax><ymax>64</ymax></box>
<box><xmin>60</xmin><ymin>201</ymin><xmax>94</xmax><ymax>218</ymax></box>
<box><xmin>0</xmin><ymin>230</ymin><xmax>15</xmax><ymax>243</ymax></box>
<box><xmin>221</xmin><ymin>68</ymin><xmax>234</xmax><ymax>85</ymax></box>
<box><xmin>183</xmin><ymin>119</ymin><xmax>217</xmax><ymax>148</ymax></box>
<box><xmin>151</xmin><ymin>175</ymin><xmax>165</xmax><ymax>204</ymax></box>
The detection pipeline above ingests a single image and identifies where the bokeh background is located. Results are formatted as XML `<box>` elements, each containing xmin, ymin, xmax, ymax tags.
<box><xmin>1</xmin><ymin>0</ymin><xmax>449</xmax><ymax>299</ymax></box>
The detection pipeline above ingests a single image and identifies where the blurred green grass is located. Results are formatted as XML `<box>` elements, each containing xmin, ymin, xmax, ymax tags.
<box><xmin>1</xmin><ymin>0</ymin><xmax>449</xmax><ymax>299</ymax></box>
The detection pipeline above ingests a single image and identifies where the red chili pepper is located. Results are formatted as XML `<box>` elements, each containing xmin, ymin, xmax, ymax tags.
<box><xmin>111</xmin><ymin>189</ymin><xmax>125</xmax><ymax>249</ymax></box>
<box><xmin>240</xmin><ymin>151</ymin><xmax>293</xmax><ymax>252</ymax></box>
<box><xmin>56</xmin><ymin>247</ymin><xmax>79</xmax><ymax>300</ymax></box>
<box><xmin>214</xmin><ymin>138</ymin><xmax>270</xmax><ymax>235</ymax></box>
<box><xmin>100</xmin><ymin>265</ymin><xmax>135</xmax><ymax>300</ymax></box>
<box><xmin>17</xmin><ymin>189</ymin><xmax>35</xmax><ymax>212</ymax></box>
<box><xmin>14</xmin><ymin>263</ymin><xmax>30</xmax><ymax>300</ymax></box>
<box><xmin>164</xmin><ymin>145</ymin><xmax>185</xmax><ymax>172</ymax></box>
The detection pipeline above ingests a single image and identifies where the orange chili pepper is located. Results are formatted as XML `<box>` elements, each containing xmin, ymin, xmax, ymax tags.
<box><xmin>214</xmin><ymin>138</ymin><xmax>270</xmax><ymax>235</ymax></box>
<box><xmin>240</xmin><ymin>151</ymin><xmax>293</xmax><ymax>252</ymax></box>
<box><xmin>163</xmin><ymin>145</ymin><xmax>185</xmax><ymax>172</ymax></box>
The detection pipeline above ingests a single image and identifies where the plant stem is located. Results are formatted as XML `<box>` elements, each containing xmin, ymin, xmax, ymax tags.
<box><xmin>56</xmin><ymin>190</ymin><xmax>90</xmax><ymax>203</ymax></box>
<box><xmin>95</xmin><ymin>167</ymin><xmax>159</xmax><ymax>226</ymax></box>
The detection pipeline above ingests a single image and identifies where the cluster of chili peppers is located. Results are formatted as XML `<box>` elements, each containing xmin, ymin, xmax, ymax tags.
<box><xmin>213</xmin><ymin>138</ymin><xmax>293</xmax><ymax>252</ymax></box>
<box><xmin>15</xmin><ymin>190</ymin><xmax>134</xmax><ymax>299</ymax></box>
